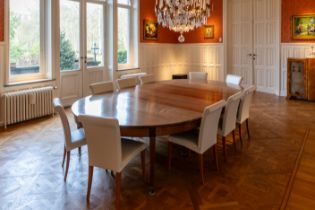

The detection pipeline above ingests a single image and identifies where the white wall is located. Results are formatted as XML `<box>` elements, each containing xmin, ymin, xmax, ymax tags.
<box><xmin>139</xmin><ymin>43</ymin><xmax>225</xmax><ymax>81</ymax></box>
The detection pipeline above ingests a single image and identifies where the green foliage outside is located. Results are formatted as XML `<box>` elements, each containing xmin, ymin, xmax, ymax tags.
<box><xmin>60</xmin><ymin>32</ymin><xmax>77</xmax><ymax>70</ymax></box>
<box><xmin>118</xmin><ymin>50</ymin><xmax>127</xmax><ymax>64</ymax></box>
<box><xmin>9</xmin><ymin>13</ymin><xmax>24</xmax><ymax>63</ymax></box>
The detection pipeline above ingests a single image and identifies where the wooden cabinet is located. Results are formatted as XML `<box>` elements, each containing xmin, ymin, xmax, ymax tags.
<box><xmin>287</xmin><ymin>58</ymin><xmax>315</xmax><ymax>100</ymax></box>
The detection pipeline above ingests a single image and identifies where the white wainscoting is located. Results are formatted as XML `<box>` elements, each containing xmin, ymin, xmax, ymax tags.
<box><xmin>140</xmin><ymin>43</ymin><xmax>225</xmax><ymax>81</ymax></box>
<box><xmin>280</xmin><ymin>43</ymin><xmax>315</xmax><ymax>96</ymax></box>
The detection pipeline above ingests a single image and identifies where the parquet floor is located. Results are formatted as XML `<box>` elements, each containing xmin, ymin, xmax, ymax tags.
<box><xmin>0</xmin><ymin>92</ymin><xmax>315</xmax><ymax>210</ymax></box>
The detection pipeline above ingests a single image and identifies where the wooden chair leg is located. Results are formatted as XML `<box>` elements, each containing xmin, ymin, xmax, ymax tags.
<box><xmin>222</xmin><ymin>137</ymin><xmax>227</xmax><ymax>162</ymax></box>
<box><xmin>212</xmin><ymin>145</ymin><xmax>219</xmax><ymax>171</ymax></box>
<box><xmin>246</xmin><ymin>119</ymin><xmax>250</xmax><ymax>138</ymax></box>
<box><xmin>198</xmin><ymin>154</ymin><xmax>205</xmax><ymax>184</ymax></box>
<box><xmin>64</xmin><ymin>151</ymin><xmax>71</xmax><ymax>181</ymax></box>
<box><xmin>168</xmin><ymin>142</ymin><xmax>173</xmax><ymax>170</ymax></box>
<box><xmin>78</xmin><ymin>147</ymin><xmax>81</xmax><ymax>156</ymax></box>
<box><xmin>115</xmin><ymin>172</ymin><xmax>122</xmax><ymax>209</ymax></box>
<box><xmin>232</xmin><ymin>130</ymin><xmax>237</xmax><ymax>152</ymax></box>
<box><xmin>239</xmin><ymin>124</ymin><xmax>243</xmax><ymax>147</ymax></box>
<box><xmin>86</xmin><ymin>166</ymin><xmax>94</xmax><ymax>202</ymax></box>
<box><xmin>62</xmin><ymin>146</ymin><xmax>66</xmax><ymax>167</ymax></box>
<box><xmin>141</xmin><ymin>150</ymin><xmax>146</xmax><ymax>179</ymax></box>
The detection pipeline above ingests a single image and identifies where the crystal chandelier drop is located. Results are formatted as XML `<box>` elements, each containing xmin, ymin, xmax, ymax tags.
<box><xmin>155</xmin><ymin>0</ymin><xmax>212</xmax><ymax>42</ymax></box>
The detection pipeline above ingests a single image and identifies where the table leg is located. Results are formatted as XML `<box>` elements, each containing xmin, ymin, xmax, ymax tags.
<box><xmin>149</xmin><ymin>128</ymin><xmax>156</xmax><ymax>196</ymax></box>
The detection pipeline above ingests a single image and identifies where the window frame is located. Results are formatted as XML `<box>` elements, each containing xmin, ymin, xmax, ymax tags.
<box><xmin>6</xmin><ymin>0</ymin><xmax>51</xmax><ymax>84</ymax></box>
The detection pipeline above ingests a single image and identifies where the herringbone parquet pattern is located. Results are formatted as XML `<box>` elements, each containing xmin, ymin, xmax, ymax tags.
<box><xmin>0</xmin><ymin>92</ymin><xmax>315</xmax><ymax>210</ymax></box>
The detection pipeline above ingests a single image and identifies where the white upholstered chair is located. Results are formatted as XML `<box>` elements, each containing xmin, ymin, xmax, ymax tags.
<box><xmin>188</xmin><ymin>72</ymin><xmax>208</xmax><ymax>81</ymax></box>
<box><xmin>120</xmin><ymin>72</ymin><xmax>146</xmax><ymax>79</ymax></box>
<box><xmin>78</xmin><ymin>115</ymin><xmax>147</xmax><ymax>207</ymax></box>
<box><xmin>168</xmin><ymin>100</ymin><xmax>226</xmax><ymax>184</ymax></box>
<box><xmin>89</xmin><ymin>81</ymin><xmax>114</xmax><ymax>95</ymax></box>
<box><xmin>116</xmin><ymin>77</ymin><xmax>138</xmax><ymax>90</ymax></box>
<box><xmin>139</xmin><ymin>74</ymin><xmax>155</xmax><ymax>84</ymax></box>
<box><xmin>225</xmin><ymin>74</ymin><xmax>243</xmax><ymax>86</ymax></box>
<box><xmin>218</xmin><ymin>92</ymin><xmax>243</xmax><ymax>161</ymax></box>
<box><xmin>53</xmin><ymin>98</ymin><xmax>86</xmax><ymax>181</ymax></box>
<box><xmin>237</xmin><ymin>85</ymin><xmax>256</xmax><ymax>143</ymax></box>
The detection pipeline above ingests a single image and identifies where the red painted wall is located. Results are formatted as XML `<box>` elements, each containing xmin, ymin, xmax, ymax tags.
<box><xmin>140</xmin><ymin>0</ymin><xmax>223</xmax><ymax>43</ymax></box>
<box><xmin>0</xmin><ymin>0</ymin><xmax>4</xmax><ymax>42</ymax></box>
<box><xmin>282</xmin><ymin>0</ymin><xmax>315</xmax><ymax>43</ymax></box>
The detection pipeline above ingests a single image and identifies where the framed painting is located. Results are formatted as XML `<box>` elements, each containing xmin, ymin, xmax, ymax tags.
<box><xmin>204</xmin><ymin>25</ymin><xmax>214</xmax><ymax>39</ymax></box>
<box><xmin>292</xmin><ymin>15</ymin><xmax>315</xmax><ymax>39</ymax></box>
<box><xmin>143</xmin><ymin>19</ymin><xmax>158</xmax><ymax>40</ymax></box>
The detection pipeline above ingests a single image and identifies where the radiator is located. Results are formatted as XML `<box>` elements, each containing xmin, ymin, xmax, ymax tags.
<box><xmin>4</xmin><ymin>86</ymin><xmax>54</xmax><ymax>128</ymax></box>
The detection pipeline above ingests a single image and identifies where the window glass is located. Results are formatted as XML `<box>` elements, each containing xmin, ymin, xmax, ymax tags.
<box><xmin>86</xmin><ymin>3</ymin><xmax>104</xmax><ymax>68</ymax></box>
<box><xmin>118</xmin><ymin>0</ymin><xmax>131</xmax><ymax>5</ymax></box>
<box><xmin>60</xmin><ymin>0</ymin><xmax>80</xmax><ymax>71</ymax></box>
<box><xmin>117</xmin><ymin>7</ymin><xmax>130</xmax><ymax>65</ymax></box>
<box><xmin>9</xmin><ymin>0</ymin><xmax>40</xmax><ymax>75</ymax></box>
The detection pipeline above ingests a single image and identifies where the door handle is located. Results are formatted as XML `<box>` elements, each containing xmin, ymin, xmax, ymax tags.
<box><xmin>80</xmin><ymin>56</ymin><xmax>87</xmax><ymax>64</ymax></box>
<box><xmin>248</xmin><ymin>53</ymin><xmax>256</xmax><ymax>60</ymax></box>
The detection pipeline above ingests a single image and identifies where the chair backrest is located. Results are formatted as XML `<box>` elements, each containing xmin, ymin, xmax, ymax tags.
<box><xmin>188</xmin><ymin>72</ymin><xmax>208</xmax><ymax>81</ymax></box>
<box><xmin>139</xmin><ymin>74</ymin><xmax>155</xmax><ymax>84</ymax></box>
<box><xmin>237</xmin><ymin>85</ymin><xmax>256</xmax><ymax>123</ymax></box>
<box><xmin>120</xmin><ymin>72</ymin><xmax>146</xmax><ymax>79</ymax></box>
<box><xmin>89</xmin><ymin>81</ymin><xmax>114</xmax><ymax>95</ymax></box>
<box><xmin>116</xmin><ymin>77</ymin><xmax>138</xmax><ymax>90</ymax></box>
<box><xmin>198</xmin><ymin>100</ymin><xmax>226</xmax><ymax>153</ymax></box>
<box><xmin>221</xmin><ymin>91</ymin><xmax>243</xmax><ymax>136</ymax></box>
<box><xmin>225</xmin><ymin>74</ymin><xmax>243</xmax><ymax>86</ymax></box>
<box><xmin>78</xmin><ymin>115</ymin><xmax>122</xmax><ymax>172</ymax></box>
<box><xmin>53</xmin><ymin>98</ymin><xmax>71</xmax><ymax>148</ymax></box>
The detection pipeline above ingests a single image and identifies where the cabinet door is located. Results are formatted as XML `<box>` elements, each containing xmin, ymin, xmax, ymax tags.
<box><xmin>287</xmin><ymin>59</ymin><xmax>307</xmax><ymax>99</ymax></box>
<box><xmin>307</xmin><ymin>59</ymin><xmax>315</xmax><ymax>100</ymax></box>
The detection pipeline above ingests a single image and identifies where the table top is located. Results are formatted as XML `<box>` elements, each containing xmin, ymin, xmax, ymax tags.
<box><xmin>71</xmin><ymin>80</ymin><xmax>241</xmax><ymax>129</ymax></box>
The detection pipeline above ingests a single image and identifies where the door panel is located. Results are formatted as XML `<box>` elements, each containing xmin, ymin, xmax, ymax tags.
<box><xmin>228</xmin><ymin>0</ymin><xmax>253</xmax><ymax>86</ymax></box>
<box><xmin>60</xmin><ymin>0</ymin><xmax>82</xmax><ymax>106</ymax></box>
<box><xmin>253</xmin><ymin>0</ymin><xmax>279</xmax><ymax>93</ymax></box>
<box><xmin>83</xmin><ymin>1</ymin><xmax>106</xmax><ymax>96</ymax></box>
<box><xmin>228</xmin><ymin>0</ymin><xmax>280</xmax><ymax>94</ymax></box>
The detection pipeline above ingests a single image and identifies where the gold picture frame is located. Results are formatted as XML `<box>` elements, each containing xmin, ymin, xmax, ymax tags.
<box><xmin>143</xmin><ymin>19</ymin><xmax>158</xmax><ymax>40</ymax></box>
<box><xmin>204</xmin><ymin>25</ymin><xmax>214</xmax><ymax>39</ymax></box>
<box><xmin>292</xmin><ymin>15</ymin><xmax>315</xmax><ymax>40</ymax></box>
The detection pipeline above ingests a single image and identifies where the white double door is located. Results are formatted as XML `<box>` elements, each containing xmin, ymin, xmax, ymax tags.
<box><xmin>227</xmin><ymin>0</ymin><xmax>280</xmax><ymax>94</ymax></box>
<box><xmin>59</xmin><ymin>0</ymin><xmax>108</xmax><ymax>105</ymax></box>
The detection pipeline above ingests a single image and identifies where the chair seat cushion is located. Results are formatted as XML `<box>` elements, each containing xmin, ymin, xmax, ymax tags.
<box><xmin>120</xmin><ymin>138</ymin><xmax>147</xmax><ymax>171</ymax></box>
<box><xmin>68</xmin><ymin>128</ymin><xmax>86</xmax><ymax>150</ymax></box>
<box><xmin>169</xmin><ymin>129</ymin><xmax>200</xmax><ymax>153</ymax></box>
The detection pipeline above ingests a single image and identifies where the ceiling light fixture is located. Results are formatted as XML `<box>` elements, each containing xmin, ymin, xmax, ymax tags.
<box><xmin>155</xmin><ymin>0</ymin><xmax>212</xmax><ymax>43</ymax></box>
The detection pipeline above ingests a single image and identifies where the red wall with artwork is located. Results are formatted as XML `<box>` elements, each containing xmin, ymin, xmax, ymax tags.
<box><xmin>0</xmin><ymin>0</ymin><xmax>4</xmax><ymax>42</ymax></box>
<box><xmin>282</xmin><ymin>0</ymin><xmax>315</xmax><ymax>42</ymax></box>
<box><xmin>140</xmin><ymin>0</ymin><xmax>223</xmax><ymax>43</ymax></box>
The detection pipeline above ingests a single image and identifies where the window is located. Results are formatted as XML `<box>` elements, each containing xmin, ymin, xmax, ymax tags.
<box><xmin>8</xmin><ymin>0</ymin><xmax>51</xmax><ymax>83</ymax></box>
<box><xmin>117</xmin><ymin>0</ymin><xmax>138</xmax><ymax>69</ymax></box>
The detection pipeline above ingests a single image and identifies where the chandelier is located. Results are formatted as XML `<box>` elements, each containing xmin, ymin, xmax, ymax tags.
<box><xmin>155</xmin><ymin>0</ymin><xmax>212</xmax><ymax>42</ymax></box>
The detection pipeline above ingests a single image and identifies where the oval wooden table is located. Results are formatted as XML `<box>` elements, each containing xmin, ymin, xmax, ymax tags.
<box><xmin>72</xmin><ymin>79</ymin><xmax>241</xmax><ymax>194</ymax></box>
